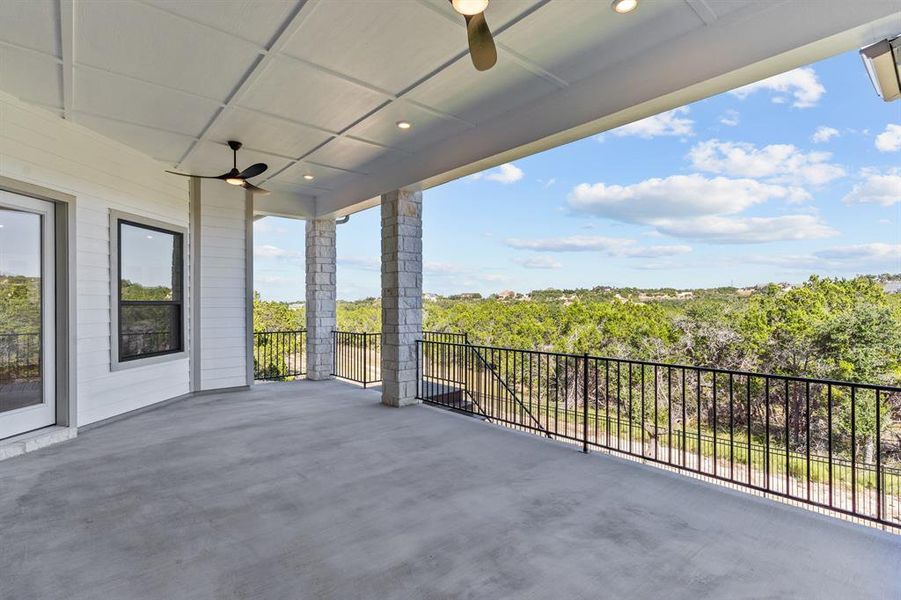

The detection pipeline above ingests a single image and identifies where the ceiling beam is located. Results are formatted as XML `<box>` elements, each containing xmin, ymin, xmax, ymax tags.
<box><xmin>685</xmin><ymin>0</ymin><xmax>718</xmax><ymax>26</ymax></box>
<box><xmin>175</xmin><ymin>0</ymin><xmax>318</xmax><ymax>169</ymax></box>
<box><xmin>413</xmin><ymin>0</ymin><xmax>565</xmax><ymax>89</ymax></box>
<box><xmin>58</xmin><ymin>0</ymin><xmax>74</xmax><ymax>119</ymax></box>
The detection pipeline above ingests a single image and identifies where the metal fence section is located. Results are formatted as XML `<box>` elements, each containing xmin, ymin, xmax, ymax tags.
<box><xmin>333</xmin><ymin>331</ymin><xmax>381</xmax><ymax>387</ymax></box>
<box><xmin>253</xmin><ymin>330</ymin><xmax>306</xmax><ymax>381</ymax></box>
<box><xmin>331</xmin><ymin>330</ymin><xmax>467</xmax><ymax>387</ymax></box>
<box><xmin>416</xmin><ymin>339</ymin><xmax>901</xmax><ymax>529</ymax></box>
<box><xmin>0</xmin><ymin>332</ymin><xmax>40</xmax><ymax>384</ymax></box>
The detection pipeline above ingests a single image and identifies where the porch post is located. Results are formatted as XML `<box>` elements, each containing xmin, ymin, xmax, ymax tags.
<box><xmin>305</xmin><ymin>218</ymin><xmax>336</xmax><ymax>380</ymax></box>
<box><xmin>381</xmin><ymin>188</ymin><xmax>422</xmax><ymax>407</ymax></box>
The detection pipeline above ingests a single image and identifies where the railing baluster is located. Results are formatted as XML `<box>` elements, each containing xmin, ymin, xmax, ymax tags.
<box><xmin>876</xmin><ymin>389</ymin><xmax>881</xmax><ymax>521</ymax></box>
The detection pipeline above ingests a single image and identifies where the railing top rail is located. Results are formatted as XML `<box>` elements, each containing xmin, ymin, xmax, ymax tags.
<box><xmin>255</xmin><ymin>329</ymin><xmax>306</xmax><ymax>334</ymax></box>
<box><xmin>417</xmin><ymin>338</ymin><xmax>901</xmax><ymax>394</ymax></box>
<box><xmin>333</xmin><ymin>330</ymin><xmax>380</xmax><ymax>336</ymax></box>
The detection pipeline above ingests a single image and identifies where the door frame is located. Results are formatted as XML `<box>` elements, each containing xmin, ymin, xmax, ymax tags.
<box><xmin>0</xmin><ymin>175</ymin><xmax>76</xmax><ymax>434</ymax></box>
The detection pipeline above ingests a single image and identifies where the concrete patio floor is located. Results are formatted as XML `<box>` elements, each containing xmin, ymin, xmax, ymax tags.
<box><xmin>1</xmin><ymin>380</ymin><xmax>899</xmax><ymax>600</ymax></box>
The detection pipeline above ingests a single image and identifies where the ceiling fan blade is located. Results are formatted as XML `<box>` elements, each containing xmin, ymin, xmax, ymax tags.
<box><xmin>241</xmin><ymin>181</ymin><xmax>270</xmax><ymax>195</ymax></box>
<box><xmin>236</xmin><ymin>162</ymin><xmax>268</xmax><ymax>180</ymax></box>
<box><xmin>464</xmin><ymin>12</ymin><xmax>497</xmax><ymax>71</ymax></box>
<box><xmin>165</xmin><ymin>170</ymin><xmax>232</xmax><ymax>180</ymax></box>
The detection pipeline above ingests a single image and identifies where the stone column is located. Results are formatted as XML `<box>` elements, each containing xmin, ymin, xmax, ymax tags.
<box><xmin>305</xmin><ymin>218</ymin><xmax>336</xmax><ymax>380</ymax></box>
<box><xmin>381</xmin><ymin>189</ymin><xmax>422</xmax><ymax>407</ymax></box>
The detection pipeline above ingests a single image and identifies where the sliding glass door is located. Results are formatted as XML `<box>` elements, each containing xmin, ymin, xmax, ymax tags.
<box><xmin>0</xmin><ymin>192</ymin><xmax>55</xmax><ymax>439</ymax></box>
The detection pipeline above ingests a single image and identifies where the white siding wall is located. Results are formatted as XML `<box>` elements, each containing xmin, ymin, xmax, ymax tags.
<box><xmin>0</xmin><ymin>92</ymin><xmax>192</xmax><ymax>425</ymax></box>
<box><xmin>198</xmin><ymin>180</ymin><xmax>248</xmax><ymax>390</ymax></box>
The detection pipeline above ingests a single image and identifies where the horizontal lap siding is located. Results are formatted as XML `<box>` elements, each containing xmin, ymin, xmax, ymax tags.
<box><xmin>0</xmin><ymin>92</ymin><xmax>191</xmax><ymax>425</ymax></box>
<box><xmin>199</xmin><ymin>180</ymin><xmax>248</xmax><ymax>391</ymax></box>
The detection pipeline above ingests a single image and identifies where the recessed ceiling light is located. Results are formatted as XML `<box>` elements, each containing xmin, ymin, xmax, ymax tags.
<box><xmin>303</xmin><ymin>174</ymin><xmax>315</xmax><ymax>181</ymax></box>
<box><xmin>611</xmin><ymin>0</ymin><xmax>638</xmax><ymax>14</ymax></box>
<box><xmin>396</xmin><ymin>121</ymin><xmax>413</xmax><ymax>130</ymax></box>
<box><xmin>452</xmin><ymin>0</ymin><xmax>489</xmax><ymax>16</ymax></box>
<box><xmin>146</xmin><ymin>235</ymin><xmax>154</xmax><ymax>240</ymax></box>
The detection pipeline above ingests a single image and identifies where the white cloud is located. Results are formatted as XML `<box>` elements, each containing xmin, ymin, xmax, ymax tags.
<box><xmin>338</xmin><ymin>256</ymin><xmax>380</xmax><ymax>270</ymax></box>
<box><xmin>254</xmin><ymin>274</ymin><xmax>290</xmax><ymax>285</ymax></box>
<box><xmin>611</xmin><ymin>107</ymin><xmax>694</xmax><ymax>138</ymax></box>
<box><xmin>621</xmin><ymin>245</ymin><xmax>693</xmax><ymax>258</ymax></box>
<box><xmin>745</xmin><ymin>243</ymin><xmax>901</xmax><ymax>270</ymax></box>
<box><xmin>505</xmin><ymin>235</ymin><xmax>691</xmax><ymax>258</ymax></box>
<box><xmin>566</xmin><ymin>174</ymin><xmax>835</xmax><ymax>244</ymax></box>
<box><xmin>254</xmin><ymin>244</ymin><xmax>299</xmax><ymax>259</ymax></box>
<box><xmin>507</xmin><ymin>235</ymin><xmax>630</xmax><ymax>253</ymax></box>
<box><xmin>568</xmin><ymin>174</ymin><xmax>806</xmax><ymax>222</ymax></box>
<box><xmin>471</xmin><ymin>163</ymin><xmax>524</xmax><ymax>184</ymax></box>
<box><xmin>811</xmin><ymin>126</ymin><xmax>839</xmax><ymax>144</ymax></box>
<box><xmin>425</xmin><ymin>261</ymin><xmax>463</xmax><ymax>275</ymax></box>
<box><xmin>730</xmin><ymin>67</ymin><xmax>825</xmax><ymax>108</ymax></box>
<box><xmin>513</xmin><ymin>255</ymin><xmax>562</xmax><ymax>269</ymax></box>
<box><xmin>842</xmin><ymin>169</ymin><xmax>901</xmax><ymax>206</ymax></box>
<box><xmin>875</xmin><ymin>124</ymin><xmax>901</xmax><ymax>152</ymax></box>
<box><xmin>816</xmin><ymin>243</ymin><xmax>901</xmax><ymax>262</ymax></box>
<box><xmin>688</xmin><ymin>139</ymin><xmax>845</xmax><ymax>186</ymax></box>
<box><xmin>719</xmin><ymin>110</ymin><xmax>740</xmax><ymax>127</ymax></box>
<box><xmin>655</xmin><ymin>215</ymin><xmax>836</xmax><ymax>244</ymax></box>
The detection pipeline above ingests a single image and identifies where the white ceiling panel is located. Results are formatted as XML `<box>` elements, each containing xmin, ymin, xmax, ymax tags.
<box><xmin>346</xmin><ymin>99</ymin><xmax>472</xmax><ymax>152</ymax></box>
<box><xmin>0</xmin><ymin>0</ymin><xmax>894</xmax><ymax>214</ymax></box>
<box><xmin>419</xmin><ymin>0</ymin><xmax>544</xmax><ymax>32</ymax></box>
<box><xmin>282</xmin><ymin>0</ymin><xmax>462</xmax><ymax>94</ymax></box>
<box><xmin>238</xmin><ymin>56</ymin><xmax>388</xmax><ymax>133</ymax></box>
<box><xmin>141</xmin><ymin>0</ymin><xmax>300</xmax><ymax>47</ymax></box>
<box><xmin>0</xmin><ymin>47</ymin><xmax>61</xmax><ymax>109</ymax></box>
<box><xmin>0</xmin><ymin>0</ymin><xmax>59</xmax><ymax>57</ymax></box>
<box><xmin>206</xmin><ymin>107</ymin><xmax>333</xmax><ymax>160</ymax></box>
<box><xmin>73</xmin><ymin>67</ymin><xmax>220</xmax><ymax>136</ymax></box>
<box><xmin>180</xmin><ymin>141</ymin><xmax>292</xmax><ymax>180</ymax></box>
<box><xmin>499</xmin><ymin>1</ymin><xmax>701</xmax><ymax>84</ymax></box>
<box><xmin>304</xmin><ymin>136</ymin><xmax>406</xmax><ymax>174</ymax></box>
<box><xmin>72</xmin><ymin>112</ymin><xmax>194</xmax><ymax>164</ymax></box>
<box><xmin>76</xmin><ymin>0</ymin><xmax>260</xmax><ymax>100</ymax></box>
<box><xmin>273</xmin><ymin>161</ymin><xmax>360</xmax><ymax>191</ymax></box>
<box><xmin>406</xmin><ymin>55</ymin><xmax>559</xmax><ymax>124</ymax></box>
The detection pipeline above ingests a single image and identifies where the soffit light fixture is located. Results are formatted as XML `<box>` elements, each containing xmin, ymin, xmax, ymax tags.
<box><xmin>611</xmin><ymin>0</ymin><xmax>638</xmax><ymax>14</ymax></box>
<box><xmin>303</xmin><ymin>174</ymin><xmax>315</xmax><ymax>181</ymax></box>
<box><xmin>452</xmin><ymin>0</ymin><xmax>489</xmax><ymax>16</ymax></box>
<box><xmin>860</xmin><ymin>36</ymin><xmax>901</xmax><ymax>102</ymax></box>
<box><xmin>396</xmin><ymin>120</ymin><xmax>413</xmax><ymax>130</ymax></box>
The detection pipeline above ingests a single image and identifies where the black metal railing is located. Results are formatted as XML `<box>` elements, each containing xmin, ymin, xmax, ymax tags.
<box><xmin>416</xmin><ymin>339</ymin><xmax>901</xmax><ymax>529</ymax></box>
<box><xmin>253</xmin><ymin>330</ymin><xmax>306</xmax><ymax>381</ymax></box>
<box><xmin>331</xmin><ymin>330</ymin><xmax>469</xmax><ymax>387</ymax></box>
<box><xmin>333</xmin><ymin>331</ymin><xmax>382</xmax><ymax>387</ymax></box>
<box><xmin>0</xmin><ymin>332</ymin><xmax>41</xmax><ymax>384</ymax></box>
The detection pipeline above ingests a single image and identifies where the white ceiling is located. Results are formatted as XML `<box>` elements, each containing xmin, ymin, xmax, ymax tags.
<box><xmin>0</xmin><ymin>0</ymin><xmax>898</xmax><ymax>217</ymax></box>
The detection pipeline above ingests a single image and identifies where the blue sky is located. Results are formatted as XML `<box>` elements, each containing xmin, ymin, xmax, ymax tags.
<box><xmin>254</xmin><ymin>50</ymin><xmax>901</xmax><ymax>301</ymax></box>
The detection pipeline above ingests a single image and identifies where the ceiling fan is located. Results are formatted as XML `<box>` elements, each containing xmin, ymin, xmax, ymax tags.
<box><xmin>450</xmin><ymin>0</ymin><xmax>497</xmax><ymax>72</ymax></box>
<box><xmin>166</xmin><ymin>140</ymin><xmax>270</xmax><ymax>195</ymax></box>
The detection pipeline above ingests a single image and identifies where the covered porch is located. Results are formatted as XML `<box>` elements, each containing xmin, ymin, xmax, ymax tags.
<box><xmin>1</xmin><ymin>380</ymin><xmax>898</xmax><ymax>599</ymax></box>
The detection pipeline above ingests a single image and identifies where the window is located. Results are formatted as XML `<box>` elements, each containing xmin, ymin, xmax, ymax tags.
<box><xmin>114</xmin><ymin>216</ymin><xmax>185</xmax><ymax>363</ymax></box>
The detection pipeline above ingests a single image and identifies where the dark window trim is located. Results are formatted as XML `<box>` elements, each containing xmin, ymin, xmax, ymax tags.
<box><xmin>110</xmin><ymin>211</ymin><xmax>188</xmax><ymax>370</ymax></box>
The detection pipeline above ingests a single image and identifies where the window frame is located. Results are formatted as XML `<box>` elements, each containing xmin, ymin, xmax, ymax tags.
<box><xmin>109</xmin><ymin>210</ymin><xmax>188</xmax><ymax>371</ymax></box>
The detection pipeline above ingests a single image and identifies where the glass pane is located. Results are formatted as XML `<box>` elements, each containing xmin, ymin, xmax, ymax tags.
<box><xmin>119</xmin><ymin>304</ymin><xmax>181</xmax><ymax>360</ymax></box>
<box><xmin>120</xmin><ymin>222</ymin><xmax>182</xmax><ymax>301</ymax></box>
<box><xmin>0</xmin><ymin>208</ymin><xmax>42</xmax><ymax>413</ymax></box>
